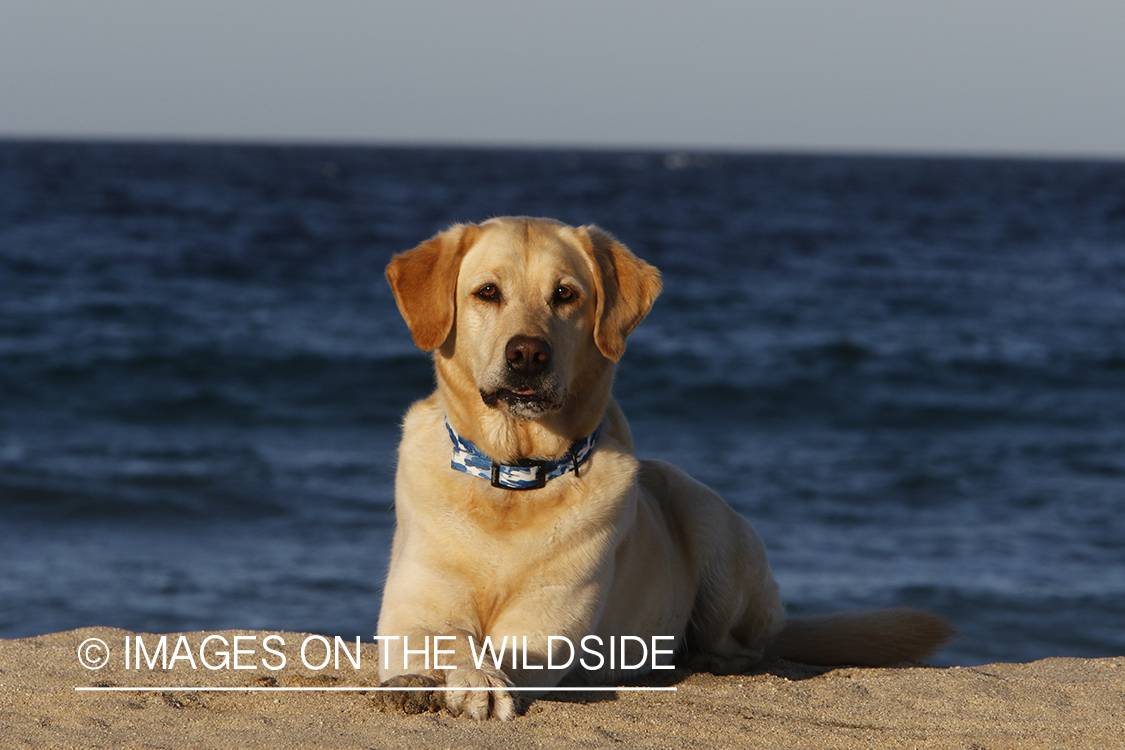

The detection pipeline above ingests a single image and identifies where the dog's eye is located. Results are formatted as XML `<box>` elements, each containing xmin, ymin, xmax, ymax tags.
<box><xmin>475</xmin><ymin>284</ymin><xmax>501</xmax><ymax>302</ymax></box>
<box><xmin>552</xmin><ymin>286</ymin><xmax>577</xmax><ymax>306</ymax></box>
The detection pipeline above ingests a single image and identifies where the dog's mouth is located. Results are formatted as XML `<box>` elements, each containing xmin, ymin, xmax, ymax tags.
<box><xmin>480</xmin><ymin>386</ymin><xmax>563</xmax><ymax>419</ymax></box>
<box><xmin>481</xmin><ymin>387</ymin><xmax>548</xmax><ymax>406</ymax></box>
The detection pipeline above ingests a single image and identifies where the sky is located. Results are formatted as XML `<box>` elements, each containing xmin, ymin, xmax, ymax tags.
<box><xmin>1</xmin><ymin>0</ymin><xmax>1123</xmax><ymax>158</ymax></box>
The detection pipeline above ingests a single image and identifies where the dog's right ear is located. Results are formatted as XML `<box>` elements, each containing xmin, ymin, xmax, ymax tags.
<box><xmin>385</xmin><ymin>223</ymin><xmax>481</xmax><ymax>351</ymax></box>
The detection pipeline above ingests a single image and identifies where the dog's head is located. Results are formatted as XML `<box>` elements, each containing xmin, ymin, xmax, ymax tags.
<box><xmin>386</xmin><ymin>217</ymin><xmax>661</xmax><ymax>425</ymax></box>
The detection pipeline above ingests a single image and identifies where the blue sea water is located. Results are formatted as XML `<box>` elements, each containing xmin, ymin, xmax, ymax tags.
<box><xmin>1</xmin><ymin>141</ymin><xmax>1124</xmax><ymax>667</ymax></box>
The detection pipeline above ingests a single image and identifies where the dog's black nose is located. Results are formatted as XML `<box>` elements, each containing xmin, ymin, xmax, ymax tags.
<box><xmin>505</xmin><ymin>335</ymin><xmax>552</xmax><ymax>376</ymax></box>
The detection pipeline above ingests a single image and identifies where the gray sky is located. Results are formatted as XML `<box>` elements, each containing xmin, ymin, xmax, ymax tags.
<box><xmin>2</xmin><ymin>0</ymin><xmax>1123</xmax><ymax>157</ymax></box>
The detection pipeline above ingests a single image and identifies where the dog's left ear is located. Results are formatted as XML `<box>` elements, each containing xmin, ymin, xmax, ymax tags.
<box><xmin>385</xmin><ymin>223</ymin><xmax>482</xmax><ymax>351</ymax></box>
<box><xmin>579</xmin><ymin>225</ymin><xmax>662</xmax><ymax>362</ymax></box>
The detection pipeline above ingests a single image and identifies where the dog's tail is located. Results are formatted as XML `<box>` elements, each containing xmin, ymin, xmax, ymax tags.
<box><xmin>767</xmin><ymin>608</ymin><xmax>954</xmax><ymax>667</ymax></box>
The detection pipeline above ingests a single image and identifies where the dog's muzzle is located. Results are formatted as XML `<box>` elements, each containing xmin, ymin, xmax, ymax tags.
<box><xmin>479</xmin><ymin>335</ymin><xmax>562</xmax><ymax>418</ymax></box>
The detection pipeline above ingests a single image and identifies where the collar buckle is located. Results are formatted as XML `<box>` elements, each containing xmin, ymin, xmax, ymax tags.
<box><xmin>491</xmin><ymin>459</ymin><xmax>549</xmax><ymax>490</ymax></box>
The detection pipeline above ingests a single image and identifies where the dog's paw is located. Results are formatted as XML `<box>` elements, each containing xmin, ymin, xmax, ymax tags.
<box><xmin>443</xmin><ymin>667</ymin><xmax>518</xmax><ymax>721</ymax></box>
<box><xmin>371</xmin><ymin>673</ymin><xmax>443</xmax><ymax>715</ymax></box>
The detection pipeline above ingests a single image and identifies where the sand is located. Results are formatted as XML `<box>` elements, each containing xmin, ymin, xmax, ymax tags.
<box><xmin>1</xmin><ymin>627</ymin><xmax>1122</xmax><ymax>749</ymax></box>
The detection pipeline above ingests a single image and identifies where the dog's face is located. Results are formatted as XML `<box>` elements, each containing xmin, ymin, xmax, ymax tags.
<box><xmin>454</xmin><ymin>221</ymin><xmax>598</xmax><ymax>420</ymax></box>
<box><xmin>387</xmin><ymin>217</ymin><xmax>661</xmax><ymax>426</ymax></box>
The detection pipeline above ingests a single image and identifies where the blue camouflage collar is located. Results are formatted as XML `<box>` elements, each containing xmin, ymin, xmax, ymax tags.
<box><xmin>445</xmin><ymin>419</ymin><xmax>600</xmax><ymax>491</ymax></box>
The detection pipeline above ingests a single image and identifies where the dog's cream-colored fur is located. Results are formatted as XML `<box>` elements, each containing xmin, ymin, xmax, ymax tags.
<box><xmin>378</xmin><ymin>217</ymin><xmax>952</xmax><ymax>720</ymax></box>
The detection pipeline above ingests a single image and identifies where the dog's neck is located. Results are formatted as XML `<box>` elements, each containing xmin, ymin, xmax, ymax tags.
<box><xmin>435</xmin><ymin>356</ymin><xmax>615</xmax><ymax>464</ymax></box>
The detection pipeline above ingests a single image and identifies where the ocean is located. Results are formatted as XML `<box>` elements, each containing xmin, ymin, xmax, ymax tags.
<box><xmin>1</xmin><ymin>140</ymin><xmax>1123</xmax><ymax>667</ymax></box>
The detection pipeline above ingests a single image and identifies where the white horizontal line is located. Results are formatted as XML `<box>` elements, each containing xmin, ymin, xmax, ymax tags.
<box><xmin>75</xmin><ymin>686</ymin><xmax>676</xmax><ymax>692</ymax></box>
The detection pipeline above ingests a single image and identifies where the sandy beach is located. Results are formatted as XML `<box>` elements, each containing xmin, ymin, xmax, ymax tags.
<box><xmin>1</xmin><ymin>627</ymin><xmax>1121</xmax><ymax>749</ymax></box>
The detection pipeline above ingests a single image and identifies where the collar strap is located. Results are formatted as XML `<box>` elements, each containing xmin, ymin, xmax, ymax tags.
<box><xmin>446</xmin><ymin>420</ymin><xmax>599</xmax><ymax>491</ymax></box>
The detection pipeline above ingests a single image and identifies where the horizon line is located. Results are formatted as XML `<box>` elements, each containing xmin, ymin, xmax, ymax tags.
<box><xmin>2</xmin><ymin>133</ymin><xmax>1123</xmax><ymax>164</ymax></box>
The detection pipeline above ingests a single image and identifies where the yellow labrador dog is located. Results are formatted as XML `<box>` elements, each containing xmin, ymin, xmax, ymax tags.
<box><xmin>377</xmin><ymin>217</ymin><xmax>951</xmax><ymax>720</ymax></box>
